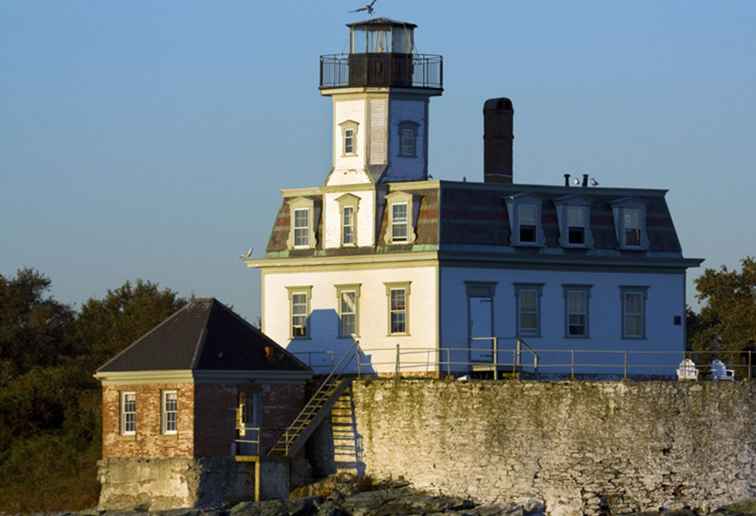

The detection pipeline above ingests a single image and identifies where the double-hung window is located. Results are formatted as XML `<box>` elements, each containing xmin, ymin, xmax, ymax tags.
<box><xmin>518</xmin><ymin>205</ymin><xmax>538</xmax><ymax>243</ymax></box>
<box><xmin>121</xmin><ymin>392</ymin><xmax>136</xmax><ymax>436</ymax></box>
<box><xmin>342</xmin><ymin>206</ymin><xmax>354</xmax><ymax>245</ymax></box>
<box><xmin>344</xmin><ymin>128</ymin><xmax>355</xmax><ymax>155</ymax></box>
<box><xmin>567</xmin><ymin>206</ymin><xmax>586</xmax><ymax>245</ymax></box>
<box><xmin>337</xmin><ymin>287</ymin><xmax>360</xmax><ymax>338</ymax></box>
<box><xmin>287</xmin><ymin>286</ymin><xmax>312</xmax><ymax>339</ymax></box>
<box><xmin>391</xmin><ymin>203</ymin><xmax>409</xmax><ymax>242</ymax></box>
<box><xmin>564</xmin><ymin>286</ymin><xmax>590</xmax><ymax>338</ymax></box>
<box><xmin>293</xmin><ymin>208</ymin><xmax>310</xmax><ymax>248</ymax></box>
<box><xmin>385</xmin><ymin>282</ymin><xmax>411</xmax><ymax>335</ymax></box>
<box><xmin>398</xmin><ymin>122</ymin><xmax>418</xmax><ymax>157</ymax></box>
<box><xmin>623</xmin><ymin>208</ymin><xmax>642</xmax><ymax>247</ymax></box>
<box><xmin>162</xmin><ymin>391</ymin><xmax>178</xmax><ymax>435</ymax></box>
<box><xmin>622</xmin><ymin>287</ymin><xmax>647</xmax><ymax>339</ymax></box>
<box><xmin>515</xmin><ymin>285</ymin><xmax>542</xmax><ymax>337</ymax></box>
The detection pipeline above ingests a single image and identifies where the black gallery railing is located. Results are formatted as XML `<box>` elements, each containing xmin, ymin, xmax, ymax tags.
<box><xmin>319</xmin><ymin>53</ymin><xmax>443</xmax><ymax>90</ymax></box>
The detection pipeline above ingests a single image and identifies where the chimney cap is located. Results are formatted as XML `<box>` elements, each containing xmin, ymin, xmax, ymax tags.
<box><xmin>484</xmin><ymin>97</ymin><xmax>513</xmax><ymax>112</ymax></box>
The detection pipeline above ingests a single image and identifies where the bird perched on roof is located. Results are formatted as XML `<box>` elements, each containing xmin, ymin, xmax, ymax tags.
<box><xmin>350</xmin><ymin>0</ymin><xmax>378</xmax><ymax>16</ymax></box>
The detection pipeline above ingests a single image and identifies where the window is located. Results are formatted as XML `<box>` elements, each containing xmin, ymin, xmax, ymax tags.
<box><xmin>623</xmin><ymin>208</ymin><xmax>641</xmax><ymax>247</ymax></box>
<box><xmin>567</xmin><ymin>206</ymin><xmax>586</xmax><ymax>245</ymax></box>
<box><xmin>518</xmin><ymin>204</ymin><xmax>537</xmax><ymax>243</ymax></box>
<box><xmin>344</xmin><ymin>128</ymin><xmax>355</xmax><ymax>155</ymax></box>
<box><xmin>337</xmin><ymin>285</ymin><xmax>360</xmax><ymax>338</ymax></box>
<box><xmin>162</xmin><ymin>391</ymin><xmax>177</xmax><ymax>435</ymax></box>
<box><xmin>385</xmin><ymin>282</ymin><xmax>411</xmax><ymax>335</ymax></box>
<box><xmin>398</xmin><ymin>122</ymin><xmax>418</xmax><ymax>157</ymax></box>
<box><xmin>391</xmin><ymin>203</ymin><xmax>408</xmax><ymax>242</ymax></box>
<box><xmin>564</xmin><ymin>286</ymin><xmax>591</xmax><ymax>338</ymax></box>
<box><xmin>622</xmin><ymin>287</ymin><xmax>647</xmax><ymax>339</ymax></box>
<box><xmin>342</xmin><ymin>206</ymin><xmax>354</xmax><ymax>245</ymax></box>
<box><xmin>287</xmin><ymin>286</ymin><xmax>312</xmax><ymax>339</ymax></box>
<box><xmin>515</xmin><ymin>284</ymin><xmax>542</xmax><ymax>337</ymax></box>
<box><xmin>121</xmin><ymin>392</ymin><xmax>136</xmax><ymax>435</ymax></box>
<box><xmin>293</xmin><ymin>208</ymin><xmax>310</xmax><ymax>248</ymax></box>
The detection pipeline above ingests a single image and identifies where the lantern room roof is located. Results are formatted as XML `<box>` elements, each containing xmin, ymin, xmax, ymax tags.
<box><xmin>347</xmin><ymin>17</ymin><xmax>417</xmax><ymax>29</ymax></box>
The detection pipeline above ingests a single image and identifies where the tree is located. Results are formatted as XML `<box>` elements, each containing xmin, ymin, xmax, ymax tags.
<box><xmin>75</xmin><ymin>279</ymin><xmax>186</xmax><ymax>370</ymax></box>
<box><xmin>689</xmin><ymin>257</ymin><xmax>756</xmax><ymax>375</ymax></box>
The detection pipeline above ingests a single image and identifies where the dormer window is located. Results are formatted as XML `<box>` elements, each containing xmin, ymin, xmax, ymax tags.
<box><xmin>518</xmin><ymin>205</ymin><xmax>538</xmax><ymax>243</ymax></box>
<box><xmin>398</xmin><ymin>121</ymin><xmax>418</xmax><ymax>157</ymax></box>
<box><xmin>293</xmin><ymin>209</ymin><xmax>310</xmax><ymax>247</ymax></box>
<box><xmin>287</xmin><ymin>197</ymin><xmax>317</xmax><ymax>250</ymax></box>
<box><xmin>623</xmin><ymin>208</ymin><xmax>641</xmax><ymax>247</ymax></box>
<box><xmin>567</xmin><ymin>206</ymin><xmax>586</xmax><ymax>245</ymax></box>
<box><xmin>339</xmin><ymin>120</ymin><xmax>359</xmax><ymax>156</ymax></box>
<box><xmin>384</xmin><ymin>191</ymin><xmax>417</xmax><ymax>245</ymax></box>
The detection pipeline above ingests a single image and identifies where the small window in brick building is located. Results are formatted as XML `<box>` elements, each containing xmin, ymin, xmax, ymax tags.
<box><xmin>162</xmin><ymin>390</ymin><xmax>178</xmax><ymax>435</ymax></box>
<box><xmin>121</xmin><ymin>392</ymin><xmax>136</xmax><ymax>435</ymax></box>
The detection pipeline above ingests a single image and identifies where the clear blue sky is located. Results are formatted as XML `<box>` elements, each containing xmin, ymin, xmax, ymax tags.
<box><xmin>2</xmin><ymin>1</ymin><xmax>755</xmax><ymax>323</ymax></box>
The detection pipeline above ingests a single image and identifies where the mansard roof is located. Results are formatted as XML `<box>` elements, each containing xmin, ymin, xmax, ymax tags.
<box><xmin>96</xmin><ymin>298</ymin><xmax>310</xmax><ymax>373</ymax></box>
<box><xmin>261</xmin><ymin>180</ymin><xmax>701</xmax><ymax>268</ymax></box>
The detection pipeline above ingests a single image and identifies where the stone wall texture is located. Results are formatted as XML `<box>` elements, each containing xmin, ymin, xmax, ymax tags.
<box><xmin>337</xmin><ymin>380</ymin><xmax>756</xmax><ymax>516</ymax></box>
<box><xmin>102</xmin><ymin>383</ymin><xmax>195</xmax><ymax>458</ymax></box>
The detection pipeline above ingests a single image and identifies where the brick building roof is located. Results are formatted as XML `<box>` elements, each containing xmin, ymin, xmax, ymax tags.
<box><xmin>97</xmin><ymin>298</ymin><xmax>309</xmax><ymax>373</ymax></box>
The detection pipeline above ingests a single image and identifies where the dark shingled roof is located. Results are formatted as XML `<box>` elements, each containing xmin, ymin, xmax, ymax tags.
<box><xmin>97</xmin><ymin>298</ymin><xmax>309</xmax><ymax>373</ymax></box>
<box><xmin>265</xmin><ymin>181</ymin><xmax>686</xmax><ymax>260</ymax></box>
<box><xmin>347</xmin><ymin>18</ymin><xmax>417</xmax><ymax>29</ymax></box>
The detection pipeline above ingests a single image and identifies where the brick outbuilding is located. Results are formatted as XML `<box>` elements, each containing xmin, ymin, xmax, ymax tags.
<box><xmin>94</xmin><ymin>298</ymin><xmax>312</xmax><ymax>510</ymax></box>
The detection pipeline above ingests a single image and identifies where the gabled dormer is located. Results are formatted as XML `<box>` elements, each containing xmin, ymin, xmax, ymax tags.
<box><xmin>555</xmin><ymin>195</ymin><xmax>593</xmax><ymax>249</ymax></box>
<box><xmin>611</xmin><ymin>197</ymin><xmax>650</xmax><ymax>251</ymax></box>
<box><xmin>506</xmin><ymin>194</ymin><xmax>544</xmax><ymax>247</ymax></box>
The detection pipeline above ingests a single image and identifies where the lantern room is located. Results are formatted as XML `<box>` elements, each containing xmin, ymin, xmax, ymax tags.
<box><xmin>320</xmin><ymin>18</ymin><xmax>443</xmax><ymax>91</ymax></box>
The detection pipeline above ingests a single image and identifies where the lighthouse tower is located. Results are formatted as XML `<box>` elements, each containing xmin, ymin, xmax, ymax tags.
<box><xmin>319</xmin><ymin>18</ymin><xmax>443</xmax><ymax>186</ymax></box>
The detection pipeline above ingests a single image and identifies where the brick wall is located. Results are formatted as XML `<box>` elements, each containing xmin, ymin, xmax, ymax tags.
<box><xmin>101</xmin><ymin>383</ymin><xmax>194</xmax><ymax>459</ymax></box>
<box><xmin>194</xmin><ymin>383</ymin><xmax>238</xmax><ymax>457</ymax></box>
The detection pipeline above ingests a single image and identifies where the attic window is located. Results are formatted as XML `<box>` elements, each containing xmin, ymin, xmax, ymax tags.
<box><xmin>567</xmin><ymin>206</ymin><xmax>586</xmax><ymax>245</ymax></box>
<box><xmin>518</xmin><ymin>205</ymin><xmax>537</xmax><ymax>243</ymax></box>
<box><xmin>287</xmin><ymin>197</ymin><xmax>316</xmax><ymax>250</ymax></box>
<box><xmin>392</xmin><ymin>203</ymin><xmax>408</xmax><ymax>242</ymax></box>
<box><xmin>623</xmin><ymin>209</ymin><xmax>641</xmax><ymax>247</ymax></box>
<box><xmin>384</xmin><ymin>191</ymin><xmax>417</xmax><ymax>245</ymax></box>
<box><xmin>293</xmin><ymin>209</ymin><xmax>310</xmax><ymax>247</ymax></box>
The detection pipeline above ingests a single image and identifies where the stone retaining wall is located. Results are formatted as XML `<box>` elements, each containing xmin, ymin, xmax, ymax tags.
<box><xmin>315</xmin><ymin>380</ymin><xmax>756</xmax><ymax>516</ymax></box>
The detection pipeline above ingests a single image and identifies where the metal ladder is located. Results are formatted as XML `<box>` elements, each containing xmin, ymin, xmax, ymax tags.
<box><xmin>267</xmin><ymin>350</ymin><xmax>355</xmax><ymax>457</ymax></box>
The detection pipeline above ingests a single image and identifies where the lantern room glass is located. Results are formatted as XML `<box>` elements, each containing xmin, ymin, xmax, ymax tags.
<box><xmin>349</xmin><ymin>26</ymin><xmax>414</xmax><ymax>54</ymax></box>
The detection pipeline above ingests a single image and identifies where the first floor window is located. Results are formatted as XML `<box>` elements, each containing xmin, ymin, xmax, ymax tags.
<box><xmin>391</xmin><ymin>203</ymin><xmax>408</xmax><ymax>242</ymax></box>
<box><xmin>516</xmin><ymin>286</ymin><xmax>541</xmax><ymax>337</ymax></box>
<box><xmin>121</xmin><ymin>392</ymin><xmax>136</xmax><ymax>435</ymax></box>
<box><xmin>567</xmin><ymin>206</ymin><xmax>586</xmax><ymax>245</ymax></box>
<box><xmin>518</xmin><ymin>204</ymin><xmax>538</xmax><ymax>243</ymax></box>
<box><xmin>162</xmin><ymin>391</ymin><xmax>177</xmax><ymax>434</ymax></box>
<box><xmin>293</xmin><ymin>208</ymin><xmax>310</xmax><ymax>247</ymax></box>
<box><xmin>623</xmin><ymin>208</ymin><xmax>641</xmax><ymax>247</ymax></box>
<box><xmin>389</xmin><ymin>288</ymin><xmax>408</xmax><ymax>334</ymax></box>
<box><xmin>291</xmin><ymin>292</ymin><xmax>309</xmax><ymax>338</ymax></box>
<box><xmin>565</xmin><ymin>288</ymin><xmax>589</xmax><ymax>337</ymax></box>
<box><xmin>342</xmin><ymin>206</ymin><xmax>354</xmax><ymax>245</ymax></box>
<box><xmin>622</xmin><ymin>288</ymin><xmax>646</xmax><ymax>338</ymax></box>
<box><xmin>339</xmin><ymin>290</ymin><xmax>358</xmax><ymax>337</ymax></box>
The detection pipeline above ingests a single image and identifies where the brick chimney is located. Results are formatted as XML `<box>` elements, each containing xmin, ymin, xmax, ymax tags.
<box><xmin>483</xmin><ymin>98</ymin><xmax>514</xmax><ymax>184</ymax></box>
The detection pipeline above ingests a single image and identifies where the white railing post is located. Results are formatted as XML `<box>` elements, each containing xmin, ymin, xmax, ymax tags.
<box><xmin>493</xmin><ymin>337</ymin><xmax>498</xmax><ymax>381</ymax></box>
<box><xmin>395</xmin><ymin>344</ymin><xmax>400</xmax><ymax>379</ymax></box>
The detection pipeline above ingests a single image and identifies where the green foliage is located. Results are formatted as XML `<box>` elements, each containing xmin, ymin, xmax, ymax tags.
<box><xmin>689</xmin><ymin>257</ymin><xmax>756</xmax><ymax>372</ymax></box>
<box><xmin>0</xmin><ymin>269</ymin><xmax>185</xmax><ymax>511</ymax></box>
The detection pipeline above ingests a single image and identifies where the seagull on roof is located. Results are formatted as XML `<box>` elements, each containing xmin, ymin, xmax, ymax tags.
<box><xmin>350</xmin><ymin>0</ymin><xmax>378</xmax><ymax>15</ymax></box>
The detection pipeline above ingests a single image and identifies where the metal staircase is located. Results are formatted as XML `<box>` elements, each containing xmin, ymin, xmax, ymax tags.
<box><xmin>268</xmin><ymin>350</ymin><xmax>355</xmax><ymax>458</ymax></box>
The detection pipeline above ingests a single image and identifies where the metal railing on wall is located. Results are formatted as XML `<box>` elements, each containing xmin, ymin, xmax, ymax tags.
<box><xmin>294</xmin><ymin>342</ymin><xmax>754</xmax><ymax>382</ymax></box>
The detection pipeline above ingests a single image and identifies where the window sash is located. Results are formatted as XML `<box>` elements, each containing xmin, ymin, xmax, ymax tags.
<box><xmin>389</xmin><ymin>288</ymin><xmax>407</xmax><ymax>334</ymax></box>
<box><xmin>518</xmin><ymin>289</ymin><xmax>539</xmax><ymax>335</ymax></box>
<box><xmin>291</xmin><ymin>293</ymin><xmax>309</xmax><ymax>337</ymax></box>
<box><xmin>391</xmin><ymin>203</ymin><xmax>408</xmax><ymax>242</ymax></box>
<box><xmin>121</xmin><ymin>392</ymin><xmax>136</xmax><ymax>435</ymax></box>
<box><xmin>342</xmin><ymin>206</ymin><xmax>354</xmax><ymax>245</ymax></box>
<box><xmin>293</xmin><ymin>208</ymin><xmax>310</xmax><ymax>247</ymax></box>
<box><xmin>518</xmin><ymin>205</ymin><xmax>537</xmax><ymax>243</ymax></box>
<box><xmin>623</xmin><ymin>208</ymin><xmax>641</xmax><ymax>246</ymax></box>
<box><xmin>566</xmin><ymin>290</ymin><xmax>588</xmax><ymax>337</ymax></box>
<box><xmin>623</xmin><ymin>292</ymin><xmax>645</xmax><ymax>338</ymax></box>
<box><xmin>344</xmin><ymin>129</ymin><xmax>354</xmax><ymax>154</ymax></box>
<box><xmin>399</xmin><ymin>126</ymin><xmax>417</xmax><ymax>157</ymax></box>
<box><xmin>339</xmin><ymin>291</ymin><xmax>358</xmax><ymax>337</ymax></box>
<box><xmin>162</xmin><ymin>391</ymin><xmax>178</xmax><ymax>434</ymax></box>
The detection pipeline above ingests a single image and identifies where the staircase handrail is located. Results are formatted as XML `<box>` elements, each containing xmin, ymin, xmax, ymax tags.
<box><xmin>516</xmin><ymin>336</ymin><xmax>540</xmax><ymax>371</ymax></box>
<box><xmin>271</xmin><ymin>348</ymin><xmax>357</xmax><ymax>454</ymax></box>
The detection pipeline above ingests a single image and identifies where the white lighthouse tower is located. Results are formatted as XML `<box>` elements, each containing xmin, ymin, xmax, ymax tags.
<box><xmin>319</xmin><ymin>18</ymin><xmax>443</xmax><ymax>186</ymax></box>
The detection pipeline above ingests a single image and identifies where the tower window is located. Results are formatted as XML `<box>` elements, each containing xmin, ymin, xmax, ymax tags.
<box><xmin>518</xmin><ymin>204</ymin><xmax>538</xmax><ymax>243</ymax></box>
<box><xmin>344</xmin><ymin>128</ymin><xmax>354</xmax><ymax>155</ymax></box>
<box><xmin>398</xmin><ymin>122</ymin><xmax>418</xmax><ymax>157</ymax></box>
<box><xmin>342</xmin><ymin>206</ymin><xmax>355</xmax><ymax>245</ymax></box>
<box><xmin>567</xmin><ymin>206</ymin><xmax>586</xmax><ymax>245</ymax></box>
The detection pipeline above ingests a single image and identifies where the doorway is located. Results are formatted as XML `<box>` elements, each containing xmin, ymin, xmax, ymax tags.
<box><xmin>469</xmin><ymin>296</ymin><xmax>494</xmax><ymax>363</ymax></box>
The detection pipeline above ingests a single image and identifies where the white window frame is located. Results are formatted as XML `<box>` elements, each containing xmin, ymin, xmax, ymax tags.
<box><xmin>336</xmin><ymin>193</ymin><xmax>360</xmax><ymax>248</ymax></box>
<box><xmin>342</xmin><ymin>206</ymin><xmax>355</xmax><ymax>245</ymax></box>
<box><xmin>567</xmin><ymin>206</ymin><xmax>586</xmax><ymax>246</ymax></box>
<box><xmin>344</xmin><ymin>128</ymin><xmax>355</xmax><ymax>155</ymax></box>
<box><xmin>287</xmin><ymin>197</ymin><xmax>316</xmax><ymax>250</ymax></box>
<box><xmin>563</xmin><ymin>285</ymin><xmax>591</xmax><ymax>338</ymax></box>
<box><xmin>506</xmin><ymin>196</ymin><xmax>544</xmax><ymax>247</ymax></box>
<box><xmin>336</xmin><ymin>284</ymin><xmax>361</xmax><ymax>338</ymax></box>
<box><xmin>514</xmin><ymin>284</ymin><xmax>543</xmax><ymax>338</ymax></box>
<box><xmin>121</xmin><ymin>391</ymin><xmax>136</xmax><ymax>436</ymax></box>
<box><xmin>339</xmin><ymin>120</ymin><xmax>359</xmax><ymax>157</ymax></box>
<box><xmin>385</xmin><ymin>282</ymin><xmax>411</xmax><ymax>336</ymax></box>
<box><xmin>287</xmin><ymin>286</ymin><xmax>312</xmax><ymax>339</ymax></box>
<box><xmin>293</xmin><ymin>208</ymin><xmax>310</xmax><ymax>248</ymax></box>
<box><xmin>623</xmin><ymin>208</ymin><xmax>642</xmax><ymax>247</ymax></box>
<box><xmin>391</xmin><ymin>202</ymin><xmax>409</xmax><ymax>242</ymax></box>
<box><xmin>621</xmin><ymin>286</ymin><xmax>648</xmax><ymax>339</ymax></box>
<box><xmin>384</xmin><ymin>191</ymin><xmax>416</xmax><ymax>245</ymax></box>
<box><xmin>611</xmin><ymin>199</ymin><xmax>649</xmax><ymax>251</ymax></box>
<box><xmin>162</xmin><ymin>390</ymin><xmax>178</xmax><ymax>435</ymax></box>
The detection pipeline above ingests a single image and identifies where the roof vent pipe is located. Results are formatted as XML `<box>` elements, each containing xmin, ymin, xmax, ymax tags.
<box><xmin>582</xmin><ymin>174</ymin><xmax>589</xmax><ymax>188</ymax></box>
<box><xmin>483</xmin><ymin>98</ymin><xmax>514</xmax><ymax>184</ymax></box>
<box><xmin>564</xmin><ymin>174</ymin><xmax>571</xmax><ymax>187</ymax></box>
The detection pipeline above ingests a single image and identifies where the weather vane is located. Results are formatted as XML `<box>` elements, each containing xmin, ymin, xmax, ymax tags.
<box><xmin>350</xmin><ymin>0</ymin><xmax>378</xmax><ymax>16</ymax></box>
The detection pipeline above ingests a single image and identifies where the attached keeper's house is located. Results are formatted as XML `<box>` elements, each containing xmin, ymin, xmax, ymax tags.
<box><xmin>94</xmin><ymin>298</ymin><xmax>312</xmax><ymax>510</ymax></box>
<box><xmin>246</xmin><ymin>18</ymin><xmax>704</xmax><ymax>377</ymax></box>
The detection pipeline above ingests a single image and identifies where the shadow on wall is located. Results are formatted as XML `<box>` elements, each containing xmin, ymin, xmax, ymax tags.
<box><xmin>307</xmin><ymin>383</ymin><xmax>366</xmax><ymax>478</ymax></box>
<box><xmin>286</xmin><ymin>309</ymin><xmax>377</xmax><ymax>375</ymax></box>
